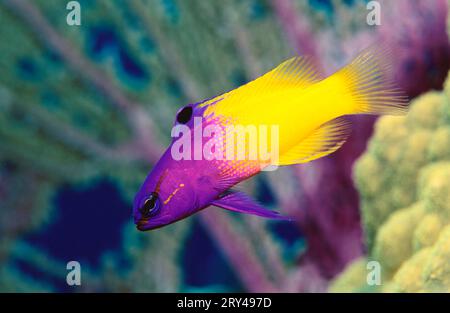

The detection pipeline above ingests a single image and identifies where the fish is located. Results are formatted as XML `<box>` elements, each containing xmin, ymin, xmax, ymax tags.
<box><xmin>133</xmin><ymin>46</ymin><xmax>408</xmax><ymax>231</ymax></box>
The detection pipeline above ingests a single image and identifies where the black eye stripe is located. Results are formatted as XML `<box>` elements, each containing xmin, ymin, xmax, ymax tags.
<box><xmin>176</xmin><ymin>106</ymin><xmax>193</xmax><ymax>124</ymax></box>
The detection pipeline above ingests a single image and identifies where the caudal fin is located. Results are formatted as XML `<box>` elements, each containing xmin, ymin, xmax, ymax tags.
<box><xmin>334</xmin><ymin>45</ymin><xmax>409</xmax><ymax>116</ymax></box>
<box><xmin>277</xmin><ymin>45</ymin><xmax>408</xmax><ymax>166</ymax></box>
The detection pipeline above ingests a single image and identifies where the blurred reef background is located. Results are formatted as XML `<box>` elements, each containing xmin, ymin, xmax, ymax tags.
<box><xmin>0</xmin><ymin>0</ymin><xmax>449</xmax><ymax>292</ymax></box>
<box><xmin>331</xmin><ymin>73</ymin><xmax>450</xmax><ymax>292</ymax></box>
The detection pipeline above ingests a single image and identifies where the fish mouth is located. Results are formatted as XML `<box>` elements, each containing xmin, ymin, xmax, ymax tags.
<box><xmin>135</xmin><ymin>214</ymin><xmax>175</xmax><ymax>231</ymax></box>
<box><xmin>136</xmin><ymin>219</ymin><xmax>149</xmax><ymax>231</ymax></box>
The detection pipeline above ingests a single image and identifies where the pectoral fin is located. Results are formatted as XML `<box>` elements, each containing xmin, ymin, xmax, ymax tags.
<box><xmin>211</xmin><ymin>190</ymin><xmax>291</xmax><ymax>220</ymax></box>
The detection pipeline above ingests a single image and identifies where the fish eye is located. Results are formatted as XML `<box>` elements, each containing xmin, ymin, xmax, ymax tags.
<box><xmin>176</xmin><ymin>106</ymin><xmax>193</xmax><ymax>124</ymax></box>
<box><xmin>139</xmin><ymin>192</ymin><xmax>160</xmax><ymax>218</ymax></box>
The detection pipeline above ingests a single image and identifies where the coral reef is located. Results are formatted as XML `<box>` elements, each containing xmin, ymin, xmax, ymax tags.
<box><xmin>0</xmin><ymin>0</ymin><xmax>449</xmax><ymax>292</ymax></box>
<box><xmin>330</xmin><ymin>72</ymin><xmax>450</xmax><ymax>292</ymax></box>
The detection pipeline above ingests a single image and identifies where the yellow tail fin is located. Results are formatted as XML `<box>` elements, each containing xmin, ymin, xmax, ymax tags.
<box><xmin>330</xmin><ymin>45</ymin><xmax>409</xmax><ymax>116</ymax></box>
<box><xmin>276</xmin><ymin>46</ymin><xmax>408</xmax><ymax>166</ymax></box>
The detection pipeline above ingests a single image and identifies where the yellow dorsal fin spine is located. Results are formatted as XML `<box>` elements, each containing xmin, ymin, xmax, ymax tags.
<box><xmin>202</xmin><ymin>56</ymin><xmax>323</xmax><ymax>115</ymax></box>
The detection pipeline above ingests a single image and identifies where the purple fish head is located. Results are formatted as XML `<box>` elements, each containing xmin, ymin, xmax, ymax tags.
<box><xmin>134</xmin><ymin>102</ymin><xmax>229</xmax><ymax>230</ymax></box>
<box><xmin>133</xmin><ymin>149</ymin><xmax>201</xmax><ymax>231</ymax></box>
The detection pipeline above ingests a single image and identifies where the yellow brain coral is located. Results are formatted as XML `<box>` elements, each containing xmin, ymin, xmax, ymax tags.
<box><xmin>413</xmin><ymin>213</ymin><xmax>443</xmax><ymax>251</ymax></box>
<box><xmin>373</xmin><ymin>203</ymin><xmax>426</xmax><ymax>276</ymax></box>
<box><xmin>330</xmin><ymin>72</ymin><xmax>450</xmax><ymax>292</ymax></box>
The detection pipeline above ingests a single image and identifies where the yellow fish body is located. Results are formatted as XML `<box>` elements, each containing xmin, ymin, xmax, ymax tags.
<box><xmin>201</xmin><ymin>46</ymin><xmax>407</xmax><ymax>166</ymax></box>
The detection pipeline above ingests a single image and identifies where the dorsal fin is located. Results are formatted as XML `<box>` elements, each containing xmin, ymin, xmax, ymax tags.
<box><xmin>277</xmin><ymin>117</ymin><xmax>352</xmax><ymax>165</ymax></box>
<box><xmin>243</xmin><ymin>56</ymin><xmax>323</xmax><ymax>92</ymax></box>
<box><xmin>201</xmin><ymin>56</ymin><xmax>323</xmax><ymax>114</ymax></box>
